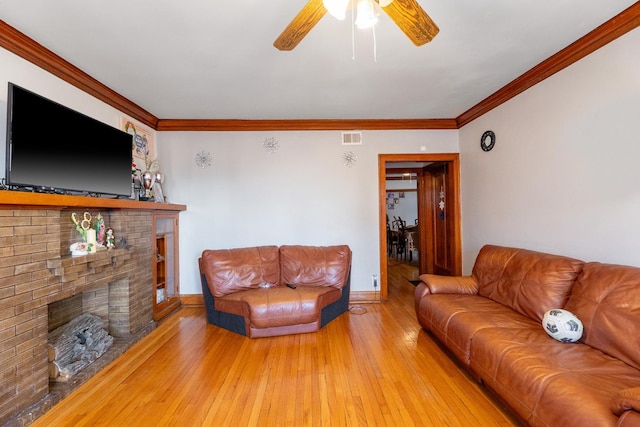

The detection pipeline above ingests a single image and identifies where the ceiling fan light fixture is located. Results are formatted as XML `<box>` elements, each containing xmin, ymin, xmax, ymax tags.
<box><xmin>274</xmin><ymin>0</ymin><xmax>438</xmax><ymax>52</ymax></box>
<box><xmin>355</xmin><ymin>0</ymin><xmax>379</xmax><ymax>29</ymax></box>
<box><xmin>323</xmin><ymin>0</ymin><xmax>350</xmax><ymax>20</ymax></box>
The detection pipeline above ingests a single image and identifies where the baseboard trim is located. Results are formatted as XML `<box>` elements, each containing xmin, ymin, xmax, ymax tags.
<box><xmin>181</xmin><ymin>294</ymin><xmax>204</xmax><ymax>306</ymax></box>
<box><xmin>349</xmin><ymin>291</ymin><xmax>384</xmax><ymax>304</ymax></box>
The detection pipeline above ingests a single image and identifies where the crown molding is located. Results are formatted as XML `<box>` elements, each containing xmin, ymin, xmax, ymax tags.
<box><xmin>155</xmin><ymin>118</ymin><xmax>458</xmax><ymax>131</ymax></box>
<box><xmin>2</xmin><ymin>3</ymin><xmax>639</xmax><ymax>132</ymax></box>
<box><xmin>0</xmin><ymin>20</ymin><xmax>159</xmax><ymax>129</ymax></box>
<box><xmin>456</xmin><ymin>2</ymin><xmax>640</xmax><ymax>127</ymax></box>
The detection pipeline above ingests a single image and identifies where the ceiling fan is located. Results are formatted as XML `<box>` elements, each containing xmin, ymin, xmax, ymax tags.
<box><xmin>274</xmin><ymin>0</ymin><xmax>439</xmax><ymax>51</ymax></box>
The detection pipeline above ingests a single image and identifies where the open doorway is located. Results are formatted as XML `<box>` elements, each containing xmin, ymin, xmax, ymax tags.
<box><xmin>377</xmin><ymin>153</ymin><xmax>462</xmax><ymax>300</ymax></box>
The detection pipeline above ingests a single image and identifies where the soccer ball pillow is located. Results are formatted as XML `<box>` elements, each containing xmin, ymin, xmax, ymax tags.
<box><xmin>542</xmin><ymin>309</ymin><xmax>583</xmax><ymax>343</ymax></box>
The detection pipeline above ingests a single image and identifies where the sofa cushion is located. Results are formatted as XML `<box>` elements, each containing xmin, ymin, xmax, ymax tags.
<box><xmin>473</xmin><ymin>245</ymin><xmax>584</xmax><ymax>322</ymax></box>
<box><xmin>201</xmin><ymin>246</ymin><xmax>280</xmax><ymax>297</ymax></box>
<box><xmin>280</xmin><ymin>245</ymin><xmax>351</xmax><ymax>289</ymax></box>
<box><xmin>418</xmin><ymin>294</ymin><xmax>538</xmax><ymax>366</ymax></box>
<box><xmin>564</xmin><ymin>262</ymin><xmax>640</xmax><ymax>370</ymax></box>
<box><xmin>470</xmin><ymin>324</ymin><xmax>640</xmax><ymax>426</ymax></box>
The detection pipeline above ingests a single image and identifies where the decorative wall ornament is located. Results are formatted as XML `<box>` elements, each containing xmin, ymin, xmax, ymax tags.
<box><xmin>263</xmin><ymin>137</ymin><xmax>280</xmax><ymax>154</ymax></box>
<box><xmin>342</xmin><ymin>151</ymin><xmax>357</xmax><ymax>167</ymax></box>
<box><xmin>439</xmin><ymin>185</ymin><xmax>446</xmax><ymax>219</ymax></box>
<box><xmin>121</xmin><ymin>117</ymin><xmax>155</xmax><ymax>165</ymax></box>
<box><xmin>480</xmin><ymin>130</ymin><xmax>496</xmax><ymax>152</ymax></box>
<box><xmin>194</xmin><ymin>150</ymin><xmax>212</xmax><ymax>168</ymax></box>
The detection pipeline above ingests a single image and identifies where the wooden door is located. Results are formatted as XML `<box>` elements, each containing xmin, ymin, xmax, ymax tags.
<box><xmin>423</xmin><ymin>163</ymin><xmax>456</xmax><ymax>276</ymax></box>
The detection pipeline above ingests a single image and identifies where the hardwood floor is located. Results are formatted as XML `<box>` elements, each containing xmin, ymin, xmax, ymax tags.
<box><xmin>31</xmin><ymin>262</ymin><xmax>517</xmax><ymax>426</ymax></box>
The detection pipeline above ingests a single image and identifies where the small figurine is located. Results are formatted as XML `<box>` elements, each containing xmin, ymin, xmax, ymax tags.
<box><xmin>105</xmin><ymin>228</ymin><xmax>115</xmax><ymax>249</ymax></box>
<box><xmin>95</xmin><ymin>213</ymin><xmax>105</xmax><ymax>246</ymax></box>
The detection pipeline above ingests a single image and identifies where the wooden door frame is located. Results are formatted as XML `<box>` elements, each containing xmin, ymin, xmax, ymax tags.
<box><xmin>378</xmin><ymin>153</ymin><xmax>462</xmax><ymax>300</ymax></box>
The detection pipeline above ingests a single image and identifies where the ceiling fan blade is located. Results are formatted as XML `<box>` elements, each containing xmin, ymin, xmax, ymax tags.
<box><xmin>379</xmin><ymin>0</ymin><xmax>439</xmax><ymax>46</ymax></box>
<box><xmin>274</xmin><ymin>0</ymin><xmax>327</xmax><ymax>51</ymax></box>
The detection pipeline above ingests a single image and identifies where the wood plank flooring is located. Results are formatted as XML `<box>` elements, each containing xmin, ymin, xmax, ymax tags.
<box><xmin>31</xmin><ymin>261</ymin><xmax>517</xmax><ymax>426</ymax></box>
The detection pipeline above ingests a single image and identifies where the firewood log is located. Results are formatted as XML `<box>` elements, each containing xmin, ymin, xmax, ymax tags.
<box><xmin>48</xmin><ymin>313</ymin><xmax>113</xmax><ymax>381</ymax></box>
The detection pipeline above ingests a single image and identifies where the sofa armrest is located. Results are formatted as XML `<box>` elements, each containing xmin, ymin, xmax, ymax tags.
<box><xmin>611</xmin><ymin>387</ymin><xmax>640</xmax><ymax>416</ymax></box>
<box><xmin>414</xmin><ymin>274</ymin><xmax>478</xmax><ymax>316</ymax></box>
<box><xmin>419</xmin><ymin>274</ymin><xmax>478</xmax><ymax>295</ymax></box>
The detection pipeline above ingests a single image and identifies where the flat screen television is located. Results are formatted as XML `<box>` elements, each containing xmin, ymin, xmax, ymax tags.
<box><xmin>5</xmin><ymin>83</ymin><xmax>133</xmax><ymax>197</ymax></box>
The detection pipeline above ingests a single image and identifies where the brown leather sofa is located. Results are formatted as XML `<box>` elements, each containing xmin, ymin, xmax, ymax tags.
<box><xmin>199</xmin><ymin>245</ymin><xmax>351</xmax><ymax>338</ymax></box>
<box><xmin>415</xmin><ymin>244</ymin><xmax>640</xmax><ymax>427</ymax></box>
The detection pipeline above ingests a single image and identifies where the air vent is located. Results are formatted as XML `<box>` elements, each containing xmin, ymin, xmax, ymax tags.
<box><xmin>342</xmin><ymin>131</ymin><xmax>362</xmax><ymax>145</ymax></box>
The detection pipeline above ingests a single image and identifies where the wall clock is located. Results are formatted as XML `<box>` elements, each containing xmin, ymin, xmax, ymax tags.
<box><xmin>480</xmin><ymin>130</ymin><xmax>496</xmax><ymax>152</ymax></box>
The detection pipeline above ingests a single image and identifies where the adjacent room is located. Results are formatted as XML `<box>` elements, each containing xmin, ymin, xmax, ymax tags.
<box><xmin>1</xmin><ymin>1</ymin><xmax>639</xmax><ymax>425</ymax></box>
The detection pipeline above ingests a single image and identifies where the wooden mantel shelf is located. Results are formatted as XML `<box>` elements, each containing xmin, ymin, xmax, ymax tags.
<box><xmin>0</xmin><ymin>190</ymin><xmax>186</xmax><ymax>211</ymax></box>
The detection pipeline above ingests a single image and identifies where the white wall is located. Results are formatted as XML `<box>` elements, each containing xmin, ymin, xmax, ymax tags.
<box><xmin>459</xmin><ymin>27</ymin><xmax>640</xmax><ymax>273</ymax></box>
<box><xmin>157</xmin><ymin>131</ymin><xmax>458</xmax><ymax>294</ymax></box>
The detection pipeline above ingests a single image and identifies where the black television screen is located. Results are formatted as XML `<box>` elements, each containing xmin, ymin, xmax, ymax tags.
<box><xmin>5</xmin><ymin>83</ymin><xmax>133</xmax><ymax>197</ymax></box>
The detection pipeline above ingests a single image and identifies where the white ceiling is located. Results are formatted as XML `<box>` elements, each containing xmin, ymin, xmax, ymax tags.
<box><xmin>0</xmin><ymin>0</ymin><xmax>636</xmax><ymax>120</ymax></box>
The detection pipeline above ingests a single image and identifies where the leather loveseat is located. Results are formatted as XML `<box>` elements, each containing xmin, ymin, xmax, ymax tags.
<box><xmin>199</xmin><ymin>245</ymin><xmax>351</xmax><ymax>338</ymax></box>
<box><xmin>415</xmin><ymin>244</ymin><xmax>640</xmax><ymax>427</ymax></box>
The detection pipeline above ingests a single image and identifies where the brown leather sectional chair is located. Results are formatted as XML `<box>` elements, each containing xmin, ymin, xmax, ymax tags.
<box><xmin>415</xmin><ymin>244</ymin><xmax>640</xmax><ymax>427</ymax></box>
<box><xmin>199</xmin><ymin>245</ymin><xmax>351</xmax><ymax>338</ymax></box>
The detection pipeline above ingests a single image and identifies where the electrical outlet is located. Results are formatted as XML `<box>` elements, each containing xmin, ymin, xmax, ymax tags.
<box><xmin>372</xmin><ymin>274</ymin><xmax>378</xmax><ymax>289</ymax></box>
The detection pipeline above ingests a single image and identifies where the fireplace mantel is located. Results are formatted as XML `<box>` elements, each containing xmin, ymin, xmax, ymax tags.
<box><xmin>0</xmin><ymin>189</ymin><xmax>186</xmax><ymax>211</ymax></box>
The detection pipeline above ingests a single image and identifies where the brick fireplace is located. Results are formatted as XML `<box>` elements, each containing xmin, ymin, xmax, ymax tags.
<box><xmin>0</xmin><ymin>193</ymin><xmax>185</xmax><ymax>425</ymax></box>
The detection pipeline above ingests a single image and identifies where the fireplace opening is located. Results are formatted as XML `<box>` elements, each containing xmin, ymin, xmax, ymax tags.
<box><xmin>46</xmin><ymin>282</ymin><xmax>123</xmax><ymax>383</ymax></box>
<box><xmin>48</xmin><ymin>278</ymin><xmax>132</xmax><ymax>333</ymax></box>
